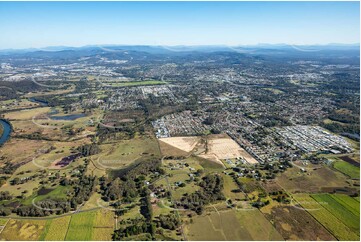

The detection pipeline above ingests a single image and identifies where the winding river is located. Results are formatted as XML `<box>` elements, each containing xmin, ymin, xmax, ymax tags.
<box><xmin>0</xmin><ymin>119</ymin><xmax>12</xmax><ymax>146</ymax></box>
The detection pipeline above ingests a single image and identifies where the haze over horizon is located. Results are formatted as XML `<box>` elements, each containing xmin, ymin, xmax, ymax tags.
<box><xmin>0</xmin><ymin>1</ymin><xmax>360</xmax><ymax>49</ymax></box>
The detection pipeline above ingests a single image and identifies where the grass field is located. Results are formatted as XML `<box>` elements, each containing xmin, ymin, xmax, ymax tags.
<box><xmin>22</xmin><ymin>185</ymin><xmax>71</xmax><ymax>206</ymax></box>
<box><xmin>333</xmin><ymin>160</ymin><xmax>360</xmax><ymax>179</ymax></box>
<box><xmin>4</xmin><ymin>107</ymin><xmax>50</xmax><ymax>120</ymax></box>
<box><xmin>263</xmin><ymin>88</ymin><xmax>284</xmax><ymax>94</ymax></box>
<box><xmin>65</xmin><ymin>211</ymin><xmax>97</xmax><ymax>240</ymax></box>
<box><xmin>102</xmin><ymin>80</ymin><xmax>166</xmax><ymax>87</ymax></box>
<box><xmin>95</xmin><ymin>137</ymin><xmax>160</xmax><ymax>170</ymax></box>
<box><xmin>221</xmin><ymin>174</ymin><xmax>245</xmax><ymax>200</ymax></box>
<box><xmin>39</xmin><ymin>216</ymin><xmax>71</xmax><ymax>241</ymax></box>
<box><xmin>196</xmin><ymin>156</ymin><xmax>224</xmax><ymax>171</ymax></box>
<box><xmin>293</xmin><ymin>193</ymin><xmax>360</xmax><ymax>241</ymax></box>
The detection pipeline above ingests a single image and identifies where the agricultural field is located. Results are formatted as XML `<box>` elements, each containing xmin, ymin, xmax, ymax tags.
<box><xmin>40</xmin><ymin>216</ymin><xmax>71</xmax><ymax>241</ymax></box>
<box><xmin>261</xmin><ymin>204</ymin><xmax>335</xmax><ymax>240</ymax></box>
<box><xmin>0</xmin><ymin>219</ymin><xmax>47</xmax><ymax>241</ymax></box>
<box><xmin>184</xmin><ymin>206</ymin><xmax>283</xmax><ymax>240</ymax></box>
<box><xmin>293</xmin><ymin>193</ymin><xmax>360</xmax><ymax>241</ymax></box>
<box><xmin>276</xmin><ymin>165</ymin><xmax>350</xmax><ymax>193</ymax></box>
<box><xmin>65</xmin><ymin>210</ymin><xmax>97</xmax><ymax>240</ymax></box>
<box><xmin>91</xmin><ymin>209</ymin><xmax>115</xmax><ymax>241</ymax></box>
<box><xmin>311</xmin><ymin>194</ymin><xmax>359</xmax><ymax>234</ymax></box>
<box><xmin>333</xmin><ymin>159</ymin><xmax>360</xmax><ymax>179</ymax></box>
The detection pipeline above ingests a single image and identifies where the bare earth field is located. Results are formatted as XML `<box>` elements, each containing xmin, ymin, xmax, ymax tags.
<box><xmin>158</xmin><ymin>140</ymin><xmax>190</xmax><ymax>157</ymax></box>
<box><xmin>159</xmin><ymin>136</ymin><xmax>200</xmax><ymax>153</ymax></box>
<box><xmin>199</xmin><ymin>135</ymin><xmax>258</xmax><ymax>165</ymax></box>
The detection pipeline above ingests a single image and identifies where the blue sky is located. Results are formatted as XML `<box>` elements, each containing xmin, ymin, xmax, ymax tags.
<box><xmin>0</xmin><ymin>1</ymin><xmax>359</xmax><ymax>49</ymax></box>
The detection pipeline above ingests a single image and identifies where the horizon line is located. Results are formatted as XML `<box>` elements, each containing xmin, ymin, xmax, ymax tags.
<box><xmin>1</xmin><ymin>42</ymin><xmax>360</xmax><ymax>52</ymax></box>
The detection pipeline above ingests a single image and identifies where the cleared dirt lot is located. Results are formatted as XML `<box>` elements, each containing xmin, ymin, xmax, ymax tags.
<box><xmin>159</xmin><ymin>136</ymin><xmax>200</xmax><ymax>153</ymax></box>
<box><xmin>158</xmin><ymin>134</ymin><xmax>258</xmax><ymax>166</ymax></box>
<box><xmin>201</xmin><ymin>135</ymin><xmax>258</xmax><ymax>164</ymax></box>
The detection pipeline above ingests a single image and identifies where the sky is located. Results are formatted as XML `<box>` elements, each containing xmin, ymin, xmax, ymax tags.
<box><xmin>0</xmin><ymin>1</ymin><xmax>359</xmax><ymax>49</ymax></box>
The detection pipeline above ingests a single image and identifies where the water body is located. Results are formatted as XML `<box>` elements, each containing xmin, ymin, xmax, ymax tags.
<box><xmin>0</xmin><ymin>119</ymin><xmax>12</xmax><ymax>146</ymax></box>
<box><xmin>49</xmin><ymin>113</ymin><xmax>86</xmax><ymax>121</ymax></box>
<box><xmin>28</xmin><ymin>97</ymin><xmax>49</xmax><ymax>106</ymax></box>
<box><xmin>29</xmin><ymin>98</ymin><xmax>86</xmax><ymax>121</ymax></box>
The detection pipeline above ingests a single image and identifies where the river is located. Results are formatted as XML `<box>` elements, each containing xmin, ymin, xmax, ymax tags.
<box><xmin>0</xmin><ymin>119</ymin><xmax>12</xmax><ymax>146</ymax></box>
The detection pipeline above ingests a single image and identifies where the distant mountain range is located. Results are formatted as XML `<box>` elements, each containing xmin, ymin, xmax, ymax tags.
<box><xmin>0</xmin><ymin>43</ymin><xmax>359</xmax><ymax>55</ymax></box>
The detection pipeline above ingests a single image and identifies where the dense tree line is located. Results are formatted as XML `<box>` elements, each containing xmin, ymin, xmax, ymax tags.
<box><xmin>157</xmin><ymin>213</ymin><xmax>180</xmax><ymax>230</ymax></box>
<box><xmin>178</xmin><ymin>174</ymin><xmax>224</xmax><ymax>214</ymax></box>
<box><xmin>0</xmin><ymin>206</ymin><xmax>11</xmax><ymax>216</ymax></box>
<box><xmin>140</xmin><ymin>188</ymin><xmax>153</xmax><ymax>221</ymax></box>
<box><xmin>328</xmin><ymin>111</ymin><xmax>359</xmax><ymax>124</ymax></box>
<box><xmin>0</xmin><ymin>161</ymin><xmax>24</xmax><ymax>175</ymax></box>
<box><xmin>101</xmin><ymin>159</ymin><xmax>163</xmax><ymax>202</ymax></box>
<box><xmin>100</xmin><ymin>177</ymin><xmax>138</xmax><ymax>202</ymax></box>
<box><xmin>0</xmin><ymin>191</ymin><xmax>12</xmax><ymax>201</ymax></box>
<box><xmin>77</xmin><ymin>143</ymin><xmax>100</xmax><ymax>156</ymax></box>
<box><xmin>322</xmin><ymin>122</ymin><xmax>359</xmax><ymax>138</ymax></box>
<box><xmin>112</xmin><ymin>218</ymin><xmax>153</xmax><ymax>240</ymax></box>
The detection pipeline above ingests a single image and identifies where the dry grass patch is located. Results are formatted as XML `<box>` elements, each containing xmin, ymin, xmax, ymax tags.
<box><xmin>0</xmin><ymin>219</ymin><xmax>46</xmax><ymax>241</ymax></box>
